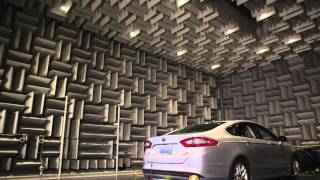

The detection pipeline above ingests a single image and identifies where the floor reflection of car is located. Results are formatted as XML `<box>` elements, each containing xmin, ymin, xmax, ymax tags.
<box><xmin>143</xmin><ymin>120</ymin><xmax>301</xmax><ymax>180</ymax></box>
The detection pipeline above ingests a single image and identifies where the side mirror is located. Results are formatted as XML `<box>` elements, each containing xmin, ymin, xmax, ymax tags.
<box><xmin>278</xmin><ymin>136</ymin><xmax>287</xmax><ymax>142</ymax></box>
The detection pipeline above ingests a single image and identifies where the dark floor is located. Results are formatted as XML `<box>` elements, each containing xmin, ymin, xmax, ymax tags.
<box><xmin>73</xmin><ymin>175</ymin><xmax>145</xmax><ymax>180</ymax></box>
<box><xmin>69</xmin><ymin>174</ymin><xmax>320</xmax><ymax>180</ymax></box>
<box><xmin>85</xmin><ymin>175</ymin><xmax>320</xmax><ymax>180</ymax></box>
<box><xmin>1</xmin><ymin>173</ymin><xmax>320</xmax><ymax>180</ymax></box>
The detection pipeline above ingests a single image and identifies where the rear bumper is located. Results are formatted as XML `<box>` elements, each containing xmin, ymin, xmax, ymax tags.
<box><xmin>143</xmin><ymin>169</ymin><xmax>226</xmax><ymax>180</ymax></box>
<box><xmin>143</xmin><ymin>162</ymin><xmax>228</xmax><ymax>180</ymax></box>
<box><xmin>143</xmin><ymin>169</ymin><xmax>201</xmax><ymax>179</ymax></box>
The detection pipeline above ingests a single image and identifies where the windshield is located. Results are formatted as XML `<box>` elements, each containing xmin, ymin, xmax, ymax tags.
<box><xmin>168</xmin><ymin>122</ymin><xmax>225</xmax><ymax>135</ymax></box>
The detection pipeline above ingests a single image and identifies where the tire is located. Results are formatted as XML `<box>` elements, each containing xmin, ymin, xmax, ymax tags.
<box><xmin>229</xmin><ymin>158</ymin><xmax>251</xmax><ymax>180</ymax></box>
<box><xmin>291</xmin><ymin>157</ymin><xmax>301</xmax><ymax>176</ymax></box>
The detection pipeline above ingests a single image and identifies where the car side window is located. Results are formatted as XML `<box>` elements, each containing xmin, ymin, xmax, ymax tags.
<box><xmin>250</xmin><ymin>124</ymin><xmax>278</xmax><ymax>141</ymax></box>
<box><xmin>237</xmin><ymin>124</ymin><xmax>255</xmax><ymax>138</ymax></box>
<box><xmin>227</xmin><ymin>123</ymin><xmax>255</xmax><ymax>138</ymax></box>
<box><xmin>226</xmin><ymin>125</ymin><xmax>237</xmax><ymax>135</ymax></box>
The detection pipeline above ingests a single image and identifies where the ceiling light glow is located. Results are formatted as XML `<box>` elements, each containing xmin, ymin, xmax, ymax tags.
<box><xmin>129</xmin><ymin>29</ymin><xmax>141</xmax><ymax>38</ymax></box>
<box><xmin>224</xmin><ymin>26</ymin><xmax>239</xmax><ymax>35</ymax></box>
<box><xmin>176</xmin><ymin>0</ymin><xmax>190</xmax><ymax>8</ymax></box>
<box><xmin>284</xmin><ymin>35</ymin><xmax>301</xmax><ymax>45</ymax></box>
<box><xmin>256</xmin><ymin>9</ymin><xmax>275</xmax><ymax>21</ymax></box>
<box><xmin>210</xmin><ymin>63</ymin><xmax>221</xmax><ymax>70</ymax></box>
<box><xmin>177</xmin><ymin>49</ymin><xmax>188</xmax><ymax>56</ymax></box>
<box><xmin>256</xmin><ymin>46</ymin><xmax>270</xmax><ymax>54</ymax></box>
<box><xmin>60</xmin><ymin>1</ymin><xmax>72</xmax><ymax>13</ymax></box>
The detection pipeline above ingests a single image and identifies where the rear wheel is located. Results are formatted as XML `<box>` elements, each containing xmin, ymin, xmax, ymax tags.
<box><xmin>229</xmin><ymin>159</ymin><xmax>250</xmax><ymax>180</ymax></box>
<box><xmin>291</xmin><ymin>157</ymin><xmax>301</xmax><ymax>176</ymax></box>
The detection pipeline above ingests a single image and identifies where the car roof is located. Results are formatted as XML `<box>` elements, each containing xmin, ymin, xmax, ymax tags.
<box><xmin>214</xmin><ymin>120</ymin><xmax>259</xmax><ymax>128</ymax></box>
<box><xmin>166</xmin><ymin>120</ymin><xmax>260</xmax><ymax>136</ymax></box>
<box><xmin>215</xmin><ymin>120</ymin><xmax>255</xmax><ymax>123</ymax></box>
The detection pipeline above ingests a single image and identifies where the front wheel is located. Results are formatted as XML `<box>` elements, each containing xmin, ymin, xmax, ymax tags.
<box><xmin>291</xmin><ymin>157</ymin><xmax>301</xmax><ymax>176</ymax></box>
<box><xmin>229</xmin><ymin>159</ymin><xmax>250</xmax><ymax>180</ymax></box>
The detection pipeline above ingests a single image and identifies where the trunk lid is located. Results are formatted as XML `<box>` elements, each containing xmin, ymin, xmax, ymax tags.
<box><xmin>145</xmin><ymin>134</ymin><xmax>192</xmax><ymax>164</ymax></box>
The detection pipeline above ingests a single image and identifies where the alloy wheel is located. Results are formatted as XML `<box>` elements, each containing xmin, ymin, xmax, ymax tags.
<box><xmin>233</xmin><ymin>162</ymin><xmax>248</xmax><ymax>180</ymax></box>
<box><xmin>292</xmin><ymin>159</ymin><xmax>301</xmax><ymax>176</ymax></box>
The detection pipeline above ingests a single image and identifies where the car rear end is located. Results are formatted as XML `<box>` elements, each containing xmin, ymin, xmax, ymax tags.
<box><xmin>143</xmin><ymin>122</ymin><xmax>231</xmax><ymax>180</ymax></box>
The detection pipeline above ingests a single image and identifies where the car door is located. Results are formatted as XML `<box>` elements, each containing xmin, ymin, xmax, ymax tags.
<box><xmin>233</xmin><ymin>123</ymin><xmax>271</xmax><ymax>177</ymax></box>
<box><xmin>248</xmin><ymin>123</ymin><xmax>285</xmax><ymax>176</ymax></box>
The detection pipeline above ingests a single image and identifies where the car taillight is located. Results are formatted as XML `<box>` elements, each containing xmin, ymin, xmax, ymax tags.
<box><xmin>145</xmin><ymin>140</ymin><xmax>152</xmax><ymax>148</ymax></box>
<box><xmin>180</xmin><ymin>137</ymin><xmax>218</xmax><ymax>147</ymax></box>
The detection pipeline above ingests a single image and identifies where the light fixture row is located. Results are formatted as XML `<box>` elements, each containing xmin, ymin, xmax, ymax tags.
<box><xmin>129</xmin><ymin>29</ymin><xmax>141</xmax><ymax>38</ymax></box>
<box><xmin>211</xmin><ymin>34</ymin><xmax>303</xmax><ymax>70</ymax></box>
<box><xmin>60</xmin><ymin>0</ymin><xmax>72</xmax><ymax>14</ymax></box>
<box><xmin>254</xmin><ymin>7</ymin><xmax>276</xmax><ymax>22</ymax></box>
<box><xmin>256</xmin><ymin>35</ymin><xmax>302</xmax><ymax>54</ymax></box>
<box><xmin>56</xmin><ymin>0</ymin><xmax>306</xmax><ymax>73</ymax></box>
<box><xmin>177</xmin><ymin>49</ymin><xmax>188</xmax><ymax>56</ymax></box>
<box><xmin>284</xmin><ymin>34</ymin><xmax>301</xmax><ymax>45</ymax></box>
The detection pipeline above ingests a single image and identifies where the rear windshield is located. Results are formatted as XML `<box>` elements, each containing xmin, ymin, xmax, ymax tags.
<box><xmin>168</xmin><ymin>122</ymin><xmax>225</xmax><ymax>135</ymax></box>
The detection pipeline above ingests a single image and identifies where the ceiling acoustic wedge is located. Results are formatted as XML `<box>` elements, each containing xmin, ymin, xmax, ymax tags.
<box><xmin>279</xmin><ymin>4</ymin><xmax>304</xmax><ymax>20</ymax></box>
<box><xmin>261</xmin><ymin>34</ymin><xmax>279</xmax><ymax>45</ymax></box>
<box><xmin>212</xmin><ymin>46</ymin><xmax>228</xmax><ymax>55</ymax></box>
<box><xmin>269</xmin><ymin>21</ymin><xmax>290</xmax><ymax>34</ymax></box>
<box><xmin>239</xmin><ymin>35</ymin><xmax>256</xmax><ymax>46</ymax></box>
<box><xmin>293</xmin><ymin>44</ymin><xmax>312</xmax><ymax>54</ymax></box>
<box><xmin>233</xmin><ymin>45</ymin><xmax>249</xmax><ymax>55</ymax></box>
<box><xmin>216</xmin><ymin>36</ymin><xmax>234</xmax><ymax>46</ymax></box>
<box><xmin>195</xmin><ymin>23</ymin><xmax>210</xmax><ymax>34</ymax></box>
<box><xmin>293</xmin><ymin>20</ymin><xmax>316</xmax><ymax>33</ymax></box>
<box><xmin>229</xmin><ymin>54</ymin><xmax>243</xmax><ymax>63</ymax></box>
<box><xmin>273</xmin><ymin>45</ymin><xmax>291</xmax><ymax>54</ymax></box>
<box><xmin>11</xmin><ymin>0</ymin><xmax>320</xmax><ymax>77</ymax></box>
<box><xmin>209</xmin><ymin>55</ymin><xmax>224</xmax><ymax>63</ymax></box>
<box><xmin>147</xmin><ymin>0</ymin><xmax>161</xmax><ymax>9</ymax></box>
<box><xmin>266</xmin><ymin>53</ymin><xmax>281</xmax><ymax>62</ymax></box>
<box><xmin>196</xmin><ymin>6</ymin><xmax>219</xmax><ymax>23</ymax></box>
<box><xmin>247</xmin><ymin>54</ymin><xmax>261</xmax><ymax>62</ymax></box>
<box><xmin>307</xmin><ymin>7</ymin><xmax>320</xmax><ymax>19</ymax></box>
<box><xmin>305</xmin><ymin>32</ymin><xmax>320</xmax><ymax>44</ymax></box>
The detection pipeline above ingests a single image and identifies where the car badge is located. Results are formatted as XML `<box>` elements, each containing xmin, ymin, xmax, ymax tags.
<box><xmin>162</xmin><ymin>138</ymin><xmax>166</xmax><ymax>142</ymax></box>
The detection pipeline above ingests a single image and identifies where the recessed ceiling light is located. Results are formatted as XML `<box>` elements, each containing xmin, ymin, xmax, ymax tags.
<box><xmin>224</xmin><ymin>26</ymin><xmax>239</xmax><ymax>35</ymax></box>
<box><xmin>256</xmin><ymin>8</ymin><xmax>275</xmax><ymax>21</ymax></box>
<box><xmin>256</xmin><ymin>46</ymin><xmax>270</xmax><ymax>54</ymax></box>
<box><xmin>60</xmin><ymin>1</ymin><xmax>72</xmax><ymax>14</ymax></box>
<box><xmin>284</xmin><ymin>35</ymin><xmax>301</xmax><ymax>45</ymax></box>
<box><xmin>177</xmin><ymin>49</ymin><xmax>188</xmax><ymax>56</ymax></box>
<box><xmin>210</xmin><ymin>63</ymin><xmax>221</xmax><ymax>70</ymax></box>
<box><xmin>176</xmin><ymin>0</ymin><xmax>190</xmax><ymax>8</ymax></box>
<box><xmin>129</xmin><ymin>29</ymin><xmax>141</xmax><ymax>38</ymax></box>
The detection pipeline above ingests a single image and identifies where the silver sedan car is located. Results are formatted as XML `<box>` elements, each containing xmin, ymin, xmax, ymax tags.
<box><xmin>143</xmin><ymin>120</ymin><xmax>301</xmax><ymax>180</ymax></box>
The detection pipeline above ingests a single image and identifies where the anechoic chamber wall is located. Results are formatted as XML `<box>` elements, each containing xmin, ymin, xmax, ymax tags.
<box><xmin>0</xmin><ymin>1</ymin><xmax>219</xmax><ymax>173</ymax></box>
<box><xmin>221</xmin><ymin>53</ymin><xmax>320</xmax><ymax>146</ymax></box>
